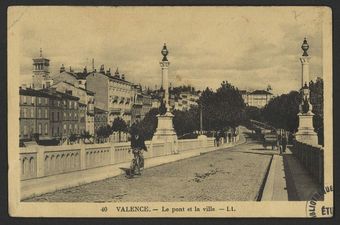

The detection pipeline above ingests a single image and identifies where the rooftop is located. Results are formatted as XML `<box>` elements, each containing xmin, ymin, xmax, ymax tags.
<box><xmin>87</xmin><ymin>71</ymin><xmax>133</xmax><ymax>85</ymax></box>
<box><xmin>249</xmin><ymin>90</ymin><xmax>273</xmax><ymax>95</ymax></box>
<box><xmin>51</xmin><ymin>80</ymin><xmax>95</xmax><ymax>95</ymax></box>
<box><xmin>19</xmin><ymin>87</ymin><xmax>80</xmax><ymax>101</ymax></box>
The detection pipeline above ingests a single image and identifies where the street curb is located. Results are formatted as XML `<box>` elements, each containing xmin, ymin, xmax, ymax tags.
<box><xmin>261</xmin><ymin>154</ymin><xmax>289</xmax><ymax>201</ymax></box>
<box><xmin>259</xmin><ymin>154</ymin><xmax>276</xmax><ymax>201</ymax></box>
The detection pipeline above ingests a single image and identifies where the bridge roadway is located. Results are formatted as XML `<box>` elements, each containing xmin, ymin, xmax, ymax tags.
<box><xmin>24</xmin><ymin>132</ymin><xmax>277</xmax><ymax>202</ymax></box>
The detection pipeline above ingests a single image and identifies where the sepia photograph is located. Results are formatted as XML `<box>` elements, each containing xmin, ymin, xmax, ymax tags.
<box><xmin>8</xmin><ymin>6</ymin><xmax>333</xmax><ymax>217</ymax></box>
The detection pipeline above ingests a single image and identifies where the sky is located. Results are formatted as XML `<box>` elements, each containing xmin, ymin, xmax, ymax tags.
<box><xmin>10</xmin><ymin>7</ymin><xmax>325</xmax><ymax>95</ymax></box>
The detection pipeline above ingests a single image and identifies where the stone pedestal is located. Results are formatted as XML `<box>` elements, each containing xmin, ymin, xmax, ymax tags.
<box><xmin>197</xmin><ymin>134</ymin><xmax>208</xmax><ymax>148</ymax></box>
<box><xmin>152</xmin><ymin>112</ymin><xmax>178</xmax><ymax>154</ymax></box>
<box><xmin>295</xmin><ymin>112</ymin><xmax>318</xmax><ymax>146</ymax></box>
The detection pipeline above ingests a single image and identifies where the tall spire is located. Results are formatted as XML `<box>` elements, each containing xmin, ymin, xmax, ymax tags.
<box><xmin>39</xmin><ymin>48</ymin><xmax>43</xmax><ymax>57</ymax></box>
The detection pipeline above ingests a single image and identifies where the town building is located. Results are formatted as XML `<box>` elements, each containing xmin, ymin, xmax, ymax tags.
<box><xmin>51</xmin><ymin>65</ymin><xmax>88</xmax><ymax>89</ymax></box>
<box><xmin>131</xmin><ymin>85</ymin><xmax>153</xmax><ymax>124</ymax></box>
<box><xmin>173</xmin><ymin>92</ymin><xmax>199</xmax><ymax>111</ymax></box>
<box><xmin>241</xmin><ymin>90</ymin><xmax>274</xmax><ymax>108</ymax></box>
<box><xmin>42</xmin><ymin>88</ymin><xmax>80</xmax><ymax>141</ymax></box>
<box><xmin>94</xmin><ymin>107</ymin><xmax>109</xmax><ymax>133</ymax></box>
<box><xmin>86</xmin><ymin>66</ymin><xmax>134</xmax><ymax>126</ymax></box>
<box><xmin>49</xmin><ymin>80</ymin><xmax>95</xmax><ymax>135</ymax></box>
<box><xmin>78</xmin><ymin>103</ymin><xmax>87</xmax><ymax>135</ymax></box>
<box><xmin>19</xmin><ymin>87</ymin><xmax>80</xmax><ymax>145</ymax></box>
<box><xmin>19</xmin><ymin>88</ymin><xmax>52</xmax><ymax>141</ymax></box>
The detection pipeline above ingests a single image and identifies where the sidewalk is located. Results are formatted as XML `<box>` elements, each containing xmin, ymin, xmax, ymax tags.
<box><xmin>261</xmin><ymin>148</ymin><xmax>320</xmax><ymax>201</ymax></box>
<box><xmin>21</xmin><ymin>136</ymin><xmax>246</xmax><ymax>200</ymax></box>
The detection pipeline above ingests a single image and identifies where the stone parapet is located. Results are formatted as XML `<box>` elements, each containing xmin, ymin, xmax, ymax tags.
<box><xmin>19</xmin><ymin>137</ymin><xmax>214</xmax><ymax>181</ymax></box>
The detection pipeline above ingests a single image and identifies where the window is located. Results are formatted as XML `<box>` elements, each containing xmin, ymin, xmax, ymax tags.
<box><xmin>52</xmin><ymin>112</ymin><xmax>55</xmax><ymax>121</ymax></box>
<box><xmin>57</xmin><ymin>112</ymin><xmax>60</xmax><ymax>121</ymax></box>
<box><xmin>44</xmin><ymin>123</ymin><xmax>48</xmax><ymax>135</ymax></box>
<box><xmin>23</xmin><ymin>108</ymin><xmax>27</xmax><ymax>118</ymax></box>
<box><xmin>38</xmin><ymin>109</ymin><xmax>41</xmax><ymax>118</ymax></box>
<box><xmin>69</xmin><ymin>124</ymin><xmax>72</xmax><ymax>133</ymax></box>
<box><xmin>69</xmin><ymin>101</ymin><xmax>72</xmax><ymax>109</ymax></box>
<box><xmin>38</xmin><ymin>97</ymin><xmax>41</xmax><ymax>105</ymax></box>
<box><xmin>74</xmin><ymin>124</ymin><xmax>78</xmax><ymax>133</ymax></box>
<box><xmin>23</xmin><ymin>125</ymin><xmax>28</xmax><ymax>135</ymax></box>
<box><xmin>45</xmin><ymin>109</ymin><xmax>48</xmax><ymax>118</ymax></box>
<box><xmin>31</xmin><ymin>97</ymin><xmax>35</xmax><ymax>105</ymax></box>
<box><xmin>23</xmin><ymin>96</ymin><xmax>27</xmax><ymax>104</ymax></box>
<box><xmin>75</xmin><ymin>102</ymin><xmax>78</xmax><ymax>109</ymax></box>
<box><xmin>57</xmin><ymin>101</ymin><xmax>60</xmax><ymax>107</ymax></box>
<box><xmin>64</xmin><ymin>112</ymin><xmax>67</xmax><ymax>120</ymax></box>
<box><xmin>38</xmin><ymin>123</ymin><xmax>42</xmax><ymax>134</ymax></box>
<box><xmin>57</xmin><ymin>127</ymin><xmax>60</xmax><ymax>135</ymax></box>
<box><xmin>69</xmin><ymin>112</ymin><xmax>72</xmax><ymax>119</ymax></box>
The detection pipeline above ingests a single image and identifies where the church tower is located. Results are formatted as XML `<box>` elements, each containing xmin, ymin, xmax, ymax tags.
<box><xmin>32</xmin><ymin>48</ymin><xmax>50</xmax><ymax>89</ymax></box>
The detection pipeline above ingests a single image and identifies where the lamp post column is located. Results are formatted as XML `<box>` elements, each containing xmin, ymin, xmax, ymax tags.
<box><xmin>160</xmin><ymin>43</ymin><xmax>170</xmax><ymax>111</ymax></box>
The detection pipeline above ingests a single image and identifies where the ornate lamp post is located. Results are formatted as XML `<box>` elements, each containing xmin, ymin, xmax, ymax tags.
<box><xmin>160</xmin><ymin>43</ymin><xmax>170</xmax><ymax>111</ymax></box>
<box><xmin>152</xmin><ymin>43</ymin><xmax>178</xmax><ymax>154</ymax></box>
<box><xmin>295</xmin><ymin>38</ymin><xmax>318</xmax><ymax>146</ymax></box>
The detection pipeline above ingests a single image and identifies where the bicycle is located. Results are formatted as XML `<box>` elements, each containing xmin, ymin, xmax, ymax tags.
<box><xmin>125</xmin><ymin>148</ymin><xmax>144</xmax><ymax>178</ymax></box>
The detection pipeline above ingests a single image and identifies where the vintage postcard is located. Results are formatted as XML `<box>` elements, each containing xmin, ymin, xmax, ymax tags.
<box><xmin>8</xmin><ymin>6</ymin><xmax>333</xmax><ymax>217</ymax></box>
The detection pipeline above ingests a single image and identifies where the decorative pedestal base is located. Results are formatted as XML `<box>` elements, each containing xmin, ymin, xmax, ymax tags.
<box><xmin>152</xmin><ymin>112</ymin><xmax>178</xmax><ymax>154</ymax></box>
<box><xmin>295</xmin><ymin>113</ymin><xmax>318</xmax><ymax>146</ymax></box>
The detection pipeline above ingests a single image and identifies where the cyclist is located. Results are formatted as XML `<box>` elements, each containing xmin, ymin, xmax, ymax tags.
<box><xmin>129</xmin><ymin>125</ymin><xmax>147</xmax><ymax>176</ymax></box>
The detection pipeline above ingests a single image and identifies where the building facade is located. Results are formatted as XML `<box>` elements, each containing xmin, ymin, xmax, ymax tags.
<box><xmin>19</xmin><ymin>87</ymin><xmax>80</xmax><ymax>145</ymax></box>
<box><xmin>94</xmin><ymin>107</ymin><xmax>108</xmax><ymax>133</ymax></box>
<box><xmin>86</xmin><ymin>66</ymin><xmax>134</xmax><ymax>126</ymax></box>
<box><xmin>243</xmin><ymin>90</ymin><xmax>274</xmax><ymax>108</ymax></box>
<box><xmin>173</xmin><ymin>92</ymin><xmax>199</xmax><ymax>111</ymax></box>
<box><xmin>19</xmin><ymin>88</ymin><xmax>51</xmax><ymax>141</ymax></box>
<box><xmin>131</xmin><ymin>91</ymin><xmax>153</xmax><ymax>124</ymax></box>
<box><xmin>49</xmin><ymin>80</ymin><xmax>95</xmax><ymax>135</ymax></box>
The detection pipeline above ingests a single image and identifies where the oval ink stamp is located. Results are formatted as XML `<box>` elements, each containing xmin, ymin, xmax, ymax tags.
<box><xmin>306</xmin><ymin>185</ymin><xmax>333</xmax><ymax>217</ymax></box>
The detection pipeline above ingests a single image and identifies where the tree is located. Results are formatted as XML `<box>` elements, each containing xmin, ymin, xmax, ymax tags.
<box><xmin>111</xmin><ymin>117</ymin><xmax>128</xmax><ymax>142</ymax></box>
<box><xmin>310</xmin><ymin>77</ymin><xmax>324</xmax><ymax>145</ymax></box>
<box><xmin>96</xmin><ymin>125</ymin><xmax>112</xmax><ymax>143</ymax></box>
<box><xmin>138</xmin><ymin>108</ymin><xmax>159</xmax><ymax>140</ymax></box>
<box><xmin>173</xmin><ymin>106</ymin><xmax>200</xmax><ymax>137</ymax></box>
<box><xmin>199</xmin><ymin>81</ymin><xmax>246</xmax><ymax>132</ymax></box>
<box><xmin>261</xmin><ymin>91</ymin><xmax>301</xmax><ymax>132</ymax></box>
<box><xmin>69</xmin><ymin>133</ymin><xmax>78</xmax><ymax>144</ymax></box>
<box><xmin>80</xmin><ymin>131</ymin><xmax>93</xmax><ymax>143</ymax></box>
<box><xmin>243</xmin><ymin>106</ymin><xmax>263</xmax><ymax>129</ymax></box>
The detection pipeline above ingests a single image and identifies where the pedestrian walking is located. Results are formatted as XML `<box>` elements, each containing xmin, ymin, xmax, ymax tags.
<box><xmin>277</xmin><ymin>132</ymin><xmax>283</xmax><ymax>155</ymax></box>
<box><xmin>282</xmin><ymin>132</ymin><xmax>287</xmax><ymax>153</ymax></box>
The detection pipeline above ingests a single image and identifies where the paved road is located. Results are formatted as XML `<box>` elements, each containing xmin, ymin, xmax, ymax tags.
<box><xmin>25</xmin><ymin>133</ymin><xmax>273</xmax><ymax>202</ymax></box>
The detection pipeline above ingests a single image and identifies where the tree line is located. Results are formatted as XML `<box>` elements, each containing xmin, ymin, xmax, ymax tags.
<box><xmin>94</xmin><ymin>78</ymin><xmax>323</xmax><ymax>145</ymax></box>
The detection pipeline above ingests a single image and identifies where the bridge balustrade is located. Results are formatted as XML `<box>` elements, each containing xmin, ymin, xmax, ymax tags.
<box><xmin>20</xmin><ymin>136</ymin><xmax>218</xmax><ymax>181</ymax></box>
<box><xmin>291</xmin><ymin>140</ymin><xmax>324</xmax><ymax>185</ymax></box>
